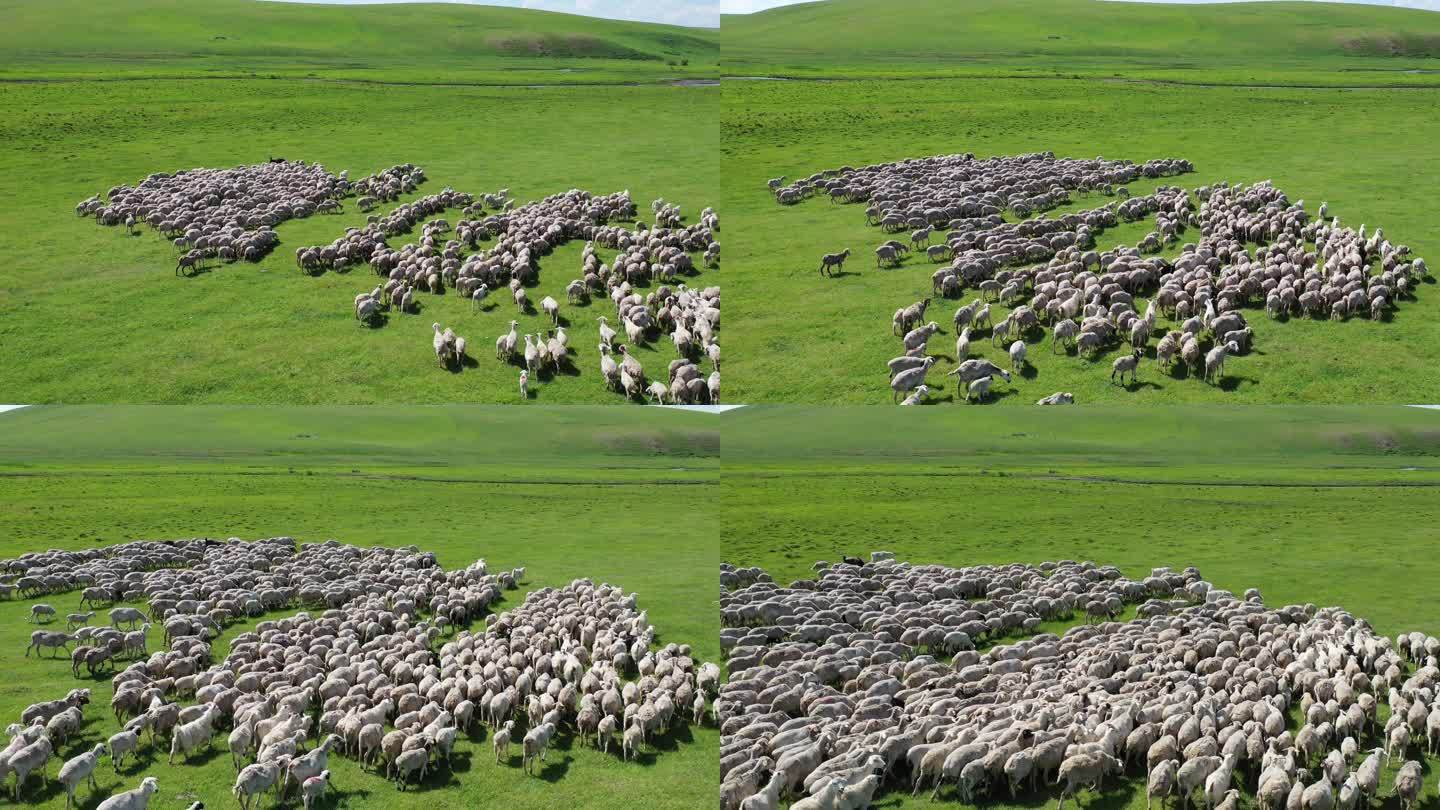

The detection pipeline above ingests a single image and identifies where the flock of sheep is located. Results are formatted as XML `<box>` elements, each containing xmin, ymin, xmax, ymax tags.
<box><xmin>76</xmin><ymin>161</ymin><xmax>422</xmax><ymax>275</ymax></box>
<box><xmin>77</xmin><ymin>159</ymin><xmax>722</xmax><ymax>403</ymax></box>
<box><xmin>719</xmin><ymin>553</ymin><xmax>1440</xmax><ymax>810</ymax></box>
<box><xmin>777</xmin><ymin>152</ymin><xmax>1428</xmax><ymax>404</ymax></box>
<box><xmin>3</xmin><ymin>537</ymin><xmax>716</xmax><ymax>807</ymax></box>
<box><xmin>332</xmin><ymin>188</ymin><xmax>722</xmax><ymax>403</ymax></box>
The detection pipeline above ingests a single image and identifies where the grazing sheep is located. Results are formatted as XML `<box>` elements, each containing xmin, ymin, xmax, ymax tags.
<box><xmin>30</xmin><ymin>604</ymin><xmax>56</xmax><ymax>623</ymax></box>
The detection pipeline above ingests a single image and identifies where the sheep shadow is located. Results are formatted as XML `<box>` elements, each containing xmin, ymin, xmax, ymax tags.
<box><xmin>536</xmin><ymin>754</ymin><xmax>573</xmax><ymax>783</ymax></box>
<box><xmin>821</xmin><ymin>270</ymin><xmax>859</xmax><ymax>279</ymax></box>
<box><xmin>1018</xmin><ymin>363</ymin><xmax>1038</xmax><ymax>380</ymax></box>
<box><xmin>470</xmin><ymin>301</ymin><xmax>498</xmax><ymax>314</ymax></box>
<box><xmin>1115</xmin><ymin>379</ymin><xmax>1162</xmax><ymax>392</ymax></box>
<box><xmin>1218</xmin><ymin>374</ymin><xmax>1259</xmax><ymax>392</ymax></box>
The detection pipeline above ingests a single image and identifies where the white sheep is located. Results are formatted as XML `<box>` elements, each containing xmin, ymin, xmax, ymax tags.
<box><xmin>95</xmin><ymin>776</ymin><xmax>158</xmax><ymax>810</ymax></box>
<box><xmin>301</xmin><ymin>770</ymin><xmax>330</xmax><ymax>810</ymax></box>
<box><xmin>58</xmin><ymin>743</ymin><xmax>106</xmax><ymax>810</ymax></box>
<box><xmin>523</xmin><ymin>722</ymin><xmax>556</xmax><ymax>774</ymax></box>
<box><xmin>233</xmin><ymin>759</ymin><xmax>285</xmax><ymax>810</ymax></box>
<box><xmin>10</xmin><ymin>735</ymin><xmax>52</xmax><ymax>800</ymax></box>
<box><xmin>494</xmin><ymin>720</ymin><xmax>513</xmax><ymax>764</ymax></box>
<box><xmin>107</xmin><ymin>728</ymin><xmax>140</xmax><ymax>773</ymax></box>
<box><xmin>168</xmin><ymin>705</ymin><xmax>216</xmax><ymax>763</ymax></box>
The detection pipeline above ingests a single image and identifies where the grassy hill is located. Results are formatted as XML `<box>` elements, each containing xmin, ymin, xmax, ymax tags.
<box><xmin>0</xmin><ymin>0</ymin><xmax>719</xmax><ymax>83</ymax></box>
<box><xmin>721</xmin><ymin>0</ymin><xmax>1440</xmax><ymax>84</ymax></box>
<box><xmin>0</xmin><ymin>405</ymin><xmax>719</xmax><ymax>810</ymax></box>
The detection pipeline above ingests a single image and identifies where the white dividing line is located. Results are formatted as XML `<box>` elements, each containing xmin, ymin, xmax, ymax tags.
<box><xmin>0</xmin><ymin>405</ymin><xmax>30</xmax><ymax>415</ymax></box>
<box><xmin>651</xmin><ymin>404</ymin><xmax>747</xmax><ymax>413</ymax></box>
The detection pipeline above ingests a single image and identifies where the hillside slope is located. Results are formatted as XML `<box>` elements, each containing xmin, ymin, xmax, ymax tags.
<box><xmin>721</xmin><ymin>0</ymin><xmax>1440</xmax><ymax>83</ymax></box>
<box><xmin>0</xmin><ymin>0</ymin><xmax>719</xmax><ymax>82</ymax></box>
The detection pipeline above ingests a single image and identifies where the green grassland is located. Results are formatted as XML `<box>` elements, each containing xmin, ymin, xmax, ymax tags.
<box><xmin>721</xmin><ymin>404</ymin><xmax>1440</xmax><ymax>810</ymax></box>
<box><xmin>721</xmin><ymin>0</ymin><xmax>1440</xmax><ymax>85</ymax></box>
<box><xmin>1</xmin><ymin>0</ymin><xmax>718</xmax><ymax>84</ymax></box>
<box><xmin>723</xmin><ymin>77</ymin><xmax>1440</xmax><ymax>403</ymax></box>
<box><xmin>0</xmin><ymin>405</ymin><xmax>719</xmax><ymax>809</ymax></box>
<box><xmin>0</xmin><ymin>75</ymin><xmax>717</xmax><ymax>403</ymax></box>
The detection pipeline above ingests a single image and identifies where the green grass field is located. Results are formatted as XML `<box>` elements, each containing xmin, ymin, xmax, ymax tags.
<box><xmin>1</xmin><ymin>0</ymin><xmax>718</xmax><ymax>84</ymax></box>
<box><xmin>723</xmin><ymin>76</ymin><xmax>1440</xmax><ymax>403</ymax></box>
<box><xmin>722</xmin><ymin>0</ymin><xmax>1440</xmax><ymax>85</ymax></box>
<box><xmin>0</xmin><ymin>405</ymin><xmax>719</xmax><ymax>809</ymax></box>
<box><xmin>721</xmin><ymin>404</ymin><xmax>1440</xmax><ymax>810</ymax></box>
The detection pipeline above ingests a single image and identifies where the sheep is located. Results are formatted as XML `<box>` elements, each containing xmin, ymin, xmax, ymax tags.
<box><xmin>1204</xmin><ymin>341</ymin><xmax>1240</xmax><ymax>385</ymax></box>
<box><xmin>597</xmin><ymin>715</ymin><xmax>618</xmax><ymax>755</ymax></box>
<box><xmin>1148</xmin><ymin>759</ymin><xmax>1178</xmax><ymax>810</ymax></box>
<box><xmin>890</xmin><ymin>358</ymin><xmax>936</xmax><ymax>402</ymax></box>
<box><xmin>168</xmin><ymin>705</ymin><xmax>217</xmax><ymax>763</ymax></box>
<box><xmin>58</xmin><ymin>744</ymin><xmax>106</xmax><ymax>810</ymax></box>
<box><xmin>1392</xmin><ymin>761</ymin><xmax>1423</xmax><ymax>810</ymax></box>
<box><xmin>1009</xmin><ymin>340</ymin><xmax>1027</xmax><ymax>374</ymax></box>
<box><xmin>108</xmin><ymin>728</ymin><xmax>140</xmax><ymax>773</ymax></box>
<box><xmin>10</xmin><ymin>734</ymin><xmax>52</xmax><ymax>800</ymax></box>
<box><xmin>524</xmin><ymin>722</ymin><xmax>557</xmax><ymax>773</ymax></box>
<box><xmin>483</xmin><ymin>719</ymin><xmax>512</xmax><ymax>764</ymax></box>
<box><xmin>965</xmin><ymin>375</ymin><xmax>993</xmax><ymax>403</ymax></box>
<box><xmin>301</xmin><ymin>770</ymin><xmax>330</xmax><ymax>810</ymax></box>
<box><xmin>234</xmin><ymin>759</ymin><xmax>285</xmax><ymax>810</ymax></box>
<box><xmin>519</xmin><ymin>369</ymin><xmax>529</xmax><ymax>399</ymax></box>
<box><xmin>1111</xmin><ymin>349</ymin><xmax>1143</xmax><ymax>385</ymax></box>
<box><xmin>30</xmin><ymin>603</ymin><xmax>56</xmax><ymax>623</ymax></box>
<box><xmin>622</xmin><ymin>722</ymin><xmax>644</xmax><ymax>762</ymax></box>
<box><xmin>95</xmin><ymin>776</ymin><xmax>159</xmax><ymax>810</ymax></box>
<box><xmin>392</xmin><ymin>748</ymin><xmax>429</xmax><ymax>789</ymax></box>
<box><xmin>899</xmin><ymin>385</ymin><xmax>929</xmax><ymax>405</ymax></box>
<box><xmin>819</xmin><ymin>249</ymin><xmax>851</xmax><ymax>276</ymax></box>
<box><xmin>541</xmin><ymin>295</ymin><xmax>560</xmax><ymax>325</ymax></box>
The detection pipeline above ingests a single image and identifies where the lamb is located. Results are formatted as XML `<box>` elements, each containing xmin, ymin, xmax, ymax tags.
<box><xmin>596</xmin><ymin>715</ymin><xmax>618</xmax><ymax>755</ymax></box>
<box><xmin>169</xmin><ymin>705</ymin><xmax>217</xmax><ymax>763</ymax></box>
<box><xmin>108</xmin><ymin>728</ymin><xmax>140</xmax><ymax>773</ymax></box>
<box><xmin>58</xmin><ymin>744</ymin><xmax>106</xmax><ymax>810</ymax></box>
<box><xmin>1036</xmin><ymin>392</ymin><xmax>1074</xmax><ymax>405</ymax></box>
<box><xmin>494</xmin><ymin>720</ymin><xmax>513</xmax><ymax>764</ymax></box>
<box><xmin>541</xmin><ymin>295</ymin><xmax>560</xmax><ymax>325</ymax></box>
<box><xmin>966</xmin><ymin>375</ymin><xmax>993</xmax><ymax>403</ymax></box>
<box><xmin>95</xmin><ymin>776</ymin><xmax>158</xmax><ymax>810</ymax></box>
<box><xmin>301</xmin><ymin>770</ymin><xmax>330</xmax><ymax>810</ymax></box>
<box><xmin>1111</xmin><ymin>349</ymin><xmax>1143</xmax><ymax>385</ymax></box>
<box><xmin>819</xmin><ymin>249</ymin><xmax>851</xmax><ymax>276</ymax></box>
<box><xmin>899</xmin><ymin>385</ymin><xmax>929</xmax><ymax>406</ymax></box>
<box><xmin>30</xmin><ymin>603</ymin><xmax>56</xmax><ymax>623</ymax></box>
<box><xmin>519</xmin><ymin>369</ymin><xmax>529</xmax><ymax>399</ymax></box>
